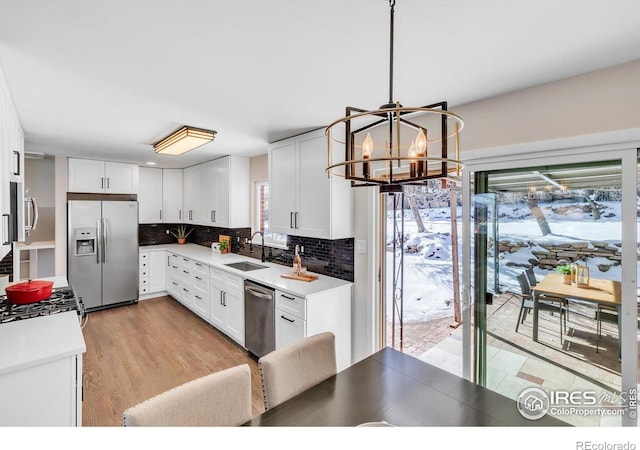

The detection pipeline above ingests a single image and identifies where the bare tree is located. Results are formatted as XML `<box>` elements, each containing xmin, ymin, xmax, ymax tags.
<box><xmin>525</xmin><ymin>195</ymin><xmax>552</xmax><ymax>236</ymax></box>
<box><xmin>404</xmin><ymin>186</ymin><xmax>426</xmax><ymax>233</ymax></box>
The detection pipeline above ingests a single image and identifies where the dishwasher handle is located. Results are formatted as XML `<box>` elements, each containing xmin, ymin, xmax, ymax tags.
<box><xmin>245</xmin><ymin>286</ymin><xmax>273</xmax><ymax>300</ymax></box>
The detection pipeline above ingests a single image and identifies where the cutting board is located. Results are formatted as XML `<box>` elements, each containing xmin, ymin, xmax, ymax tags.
<box><xmin>281</xmin><ymin>273</ymin><xmax>319</xmax><ymax>282</ymax></box>
<box><xmin>219</xmin><ymin>235</ymin><xmax>231</xmax><ymax>254</ymax></box>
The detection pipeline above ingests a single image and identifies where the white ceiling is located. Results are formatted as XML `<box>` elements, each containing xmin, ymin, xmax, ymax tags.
<box><xmin>1</xmin><ymin>0</ymin><xmax>640</xmax><ymax>169</ymax></box>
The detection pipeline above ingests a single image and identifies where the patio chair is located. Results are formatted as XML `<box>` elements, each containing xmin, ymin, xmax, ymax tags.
<box><xmin>594</xmin><ymin>304</ymin><xmax>618</xmax><ymax>353</ymax></box>
<box><xmin>515</xmin><ymin>272</ymin><xmax>567</xmax><ymax>343</ymax></box>
<box><xmin>526</xmin><ymin>267</ymin><xmax>570</xmax><ymax>320</ymax></box>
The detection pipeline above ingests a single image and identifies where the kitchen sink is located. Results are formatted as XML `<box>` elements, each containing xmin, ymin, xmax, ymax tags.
<box><xmin>224</xmin><ymin>261</ymin><xmax>268</xmax><ymax>272</ymax></box>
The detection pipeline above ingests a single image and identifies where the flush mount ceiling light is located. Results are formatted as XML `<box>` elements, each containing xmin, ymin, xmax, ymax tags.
<box><xmin>153</xmin><ymin>126</ymin><xmax>216</xmax><ymax>156</ymax></box>
<box><xmin>326</xmin><ymin>0</ymin><xmax>464</xmax><ymax>191</ymax></box>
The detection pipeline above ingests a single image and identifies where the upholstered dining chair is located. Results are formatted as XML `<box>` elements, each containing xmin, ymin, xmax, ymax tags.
<box><xmin>515</xmin><ymin>272</ymin><xmax>567</xmax><ymax>343</ymax></box>
<box><xmin>258</xmin><ymin>331</ymin><xmax>337</xmax><ymax>411</ymax></box>
<box><xmin>122</xmin><ymin>363</ymin><xmax>252</xmax><ymax>426</ymax></box>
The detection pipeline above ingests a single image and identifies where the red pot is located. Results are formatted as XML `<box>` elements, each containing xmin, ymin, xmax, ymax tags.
<box><xmin>5</xmin><ymin>280</ymin><xmax>54</xmax><ymax>305</ymax></box>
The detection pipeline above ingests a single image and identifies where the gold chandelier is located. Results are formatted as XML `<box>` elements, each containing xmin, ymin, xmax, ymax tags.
<box><xmin>326</xmin><ymin>0</ymin><xmax>464</xmax><ymax>191</ymax></box>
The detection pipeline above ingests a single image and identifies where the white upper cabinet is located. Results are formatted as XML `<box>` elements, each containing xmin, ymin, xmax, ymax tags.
<box><xmin>137</xmin><ymin>156</ymin><xmax>249</xmax><ymax>227</ymax></box>
<box><xmin>162</xmin><ymin>169</ymin><xmax>183</xmax><ymax>223</ymax></box>
<box><xmin>67</xmin><ymin>158</ymin><xmax>139</xmax><ymax>194</ymax></box>
<box><xmin>0</xmin><ymin>68</ymin><xmax>25</xmax><ymax>259</ymax></box>
<box><xmin>200</xmin><ymin>156</ymin><xmax>249</xmax><ymax>228</ymax></box>
<box><xmin>269</xmin><ymin>128</ymin><xmax>353</xmax><ymax>239</ymax></box>
<box><xmin>138</xmin><ymin>167</ymin><xmax>163</xmax><ymax>223</ymax></box>
<box><xmin>182</xmin><ymin>165</ymin><xmax>201</xmax><ymax>224</ymax></box>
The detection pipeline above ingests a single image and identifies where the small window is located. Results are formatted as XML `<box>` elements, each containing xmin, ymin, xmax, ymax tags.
<box><xmin>255</xmin><ymin>181</ymin><xmax>287</xmax><ymax>248</ymax></box>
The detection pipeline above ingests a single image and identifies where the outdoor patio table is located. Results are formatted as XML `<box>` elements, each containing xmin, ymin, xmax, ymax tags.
<box><xmin>532</xmin><ymin>273</ymin><xmax>621</xmax><ymax>355</ymax></box>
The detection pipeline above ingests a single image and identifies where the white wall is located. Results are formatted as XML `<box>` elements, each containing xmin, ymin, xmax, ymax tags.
<box><xmin>54</xmin><ymin>156</ymin><xmax>67</xmax><ymax>276</ymax></box>
<box><xmin>249</xmin><ymin>154</ymin><xmax>268</xmax><ymax>233</ymax></box>
<box><xmin>456</xmin><ymin>59</ymin><xmax>640</xmax><ymax>154</ymax></box>
<box><xmin>24</xmin><ymin>157</ymin><xmax>56</xmax><ymax>242</ymax></box>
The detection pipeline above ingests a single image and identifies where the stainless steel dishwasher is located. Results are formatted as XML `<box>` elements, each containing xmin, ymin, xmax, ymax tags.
<box><xmin>244</xmin><ymin>280</ymin><xmax>275</xmax><ymax>358</ymax></box>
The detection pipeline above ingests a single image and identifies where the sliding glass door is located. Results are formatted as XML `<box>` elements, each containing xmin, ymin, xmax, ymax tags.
<box><xmin>462</xmin><ymin>146</ymin><xmax>638</xmax><ymax>427</ymax></box>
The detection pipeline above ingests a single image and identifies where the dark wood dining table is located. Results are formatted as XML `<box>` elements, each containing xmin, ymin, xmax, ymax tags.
<box><xmin>246</xmin><ymin>346</ymin><xmax>567</xmax><ymax>426</ymax></box>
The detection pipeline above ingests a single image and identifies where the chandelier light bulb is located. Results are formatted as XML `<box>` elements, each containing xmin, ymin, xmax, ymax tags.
<box><xmin>408</xmin><ymin>141</ymin><xmax>417</xmax><ymax>158</ymax></box>
<box><xmin>362</xmin><ymin>133</ymin><xmax>374</xmax><ymax>159</ymax></box>
<box><xmin>415</xmin><ymin>129</ymin><xmax>427</xmax><ymax>156</ymax></box>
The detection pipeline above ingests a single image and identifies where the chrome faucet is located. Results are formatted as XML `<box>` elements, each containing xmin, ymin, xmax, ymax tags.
<box><xmin>249</xmin><ymin>231</ymin><xmax>266</xmax><ymax>262</ymax></box>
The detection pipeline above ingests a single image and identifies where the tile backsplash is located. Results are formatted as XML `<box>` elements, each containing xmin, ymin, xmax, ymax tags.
<box><xmin>139</xmin><ymin>224</ymin><xmax>354</xmax><ymax>282</ymax></box>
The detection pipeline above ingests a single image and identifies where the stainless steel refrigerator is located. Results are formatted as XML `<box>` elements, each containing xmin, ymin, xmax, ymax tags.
<box><xmin>67</xmin><ymin>198</ymin><xmax>138</xmax><ymax>311</ymax></box>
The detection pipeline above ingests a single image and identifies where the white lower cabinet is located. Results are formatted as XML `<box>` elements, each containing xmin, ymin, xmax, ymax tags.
<box><xmin>0</xmin><ymin>312</ymin><xmax>85</xmax><ymax>426</ymax></box>
<box><xmin>275</xmin><ymin>285</ymin><xmax>352</xmax><ymax>372</ymax></box>
<box><xmin>139</xmin><ymin>250</ymin><xmax>167</xmax><ymax>296</ymax></box>
<box><xmin>162</xmin><ymin>251</ymin><xmax>351</xmax><ymax>370</ymax></box>
<box><xmin>191</xmin><ymin>262</ymin><xmax>209</xmax><ymax>319</ymax></box>
<box><xmin>209</xmin><ymin>267</ymin><xmax>244</xmax><ymax>346</ymax></box>
<box><xmin>275</xmin><ymin>290</ymin><xmax>306</xmax><ymax>349</ymax></box>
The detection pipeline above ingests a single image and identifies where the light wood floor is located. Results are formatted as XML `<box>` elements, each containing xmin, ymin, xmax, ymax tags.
<box><xmin>81</xmin><ymin>296</ymin><xmax>265</xmax><ymax>426</ymax></box>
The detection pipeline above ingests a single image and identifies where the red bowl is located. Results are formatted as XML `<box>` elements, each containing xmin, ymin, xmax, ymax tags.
<box><xmin>5</xmin><ymin>280</ymin><xmax>54</xmax><ymax>305</ymax></box>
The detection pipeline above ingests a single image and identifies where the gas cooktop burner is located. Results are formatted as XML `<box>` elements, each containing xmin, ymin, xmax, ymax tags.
<box><xmin>0</xmin><ymin>286</ymin><xmax>85</xmax><ymax>324</ymax></box>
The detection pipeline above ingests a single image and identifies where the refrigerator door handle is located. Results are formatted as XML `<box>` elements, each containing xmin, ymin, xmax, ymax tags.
<box><xmin>102</xmin><ymin>218</ymin><xmax>108</xmax><ymax>263</ymax></box>
<box><xmin>96</xmin><ymin>219</ymin><xmax>102</xmax><ymax>264</ymax></box>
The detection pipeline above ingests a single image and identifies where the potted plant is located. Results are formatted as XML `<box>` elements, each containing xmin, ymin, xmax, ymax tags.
<box><xmin>170</xmin><ymin>225</ymin><xmax>193</xmax><ymax>244</ymax></box>
<box><xmin>556</xmin><ymin>263</ymin><xmax>573</xmax><ymax>285</ymax></box>
<box><xmin>218</xmin><ymin>240</ymin><xmax>229</xmax><ymax>253</ymax></box>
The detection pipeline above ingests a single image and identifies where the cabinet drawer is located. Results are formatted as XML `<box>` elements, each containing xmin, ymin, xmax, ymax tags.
<box><xmin>139</xmin><ymin>276</ymin><xmax>149</xmax><ymax>294</ymax></box>
<box><xmin>275</xmin><ymin>290</ymin><xmax>306</xmax><ymax>320</ymax></box>
<box><xmin>276</xmin><ymin>308</ymin><xmax>306</xmax><ymax>349</ymax></box>
<box><xmin>192</xmin><ymin>261</ymin><xmax>208</xmax><ymax>278</ymax></box>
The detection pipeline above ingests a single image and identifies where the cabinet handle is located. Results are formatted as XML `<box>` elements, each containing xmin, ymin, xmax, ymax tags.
<box><xmin>172</xmin><ymin>281</ymin><xmax>178</xmax><ymax>286</ymax></box>
<box><xmin>211</xmin><ymin>210</ymin><xmax>216</xmax><ymax>222</ymax></box>
<box><xmin>189</xmin><ymin>210</ymin><xmax>193</xmax><ymax>220</ymax></box>
<box><xmin>172</xmin><ymin>265</ymin><xmax>178</xmax><ymax>269</ymax></box>
<box><xmin>295</xmin><ymin>212</ymin><xmax>299</xmax><ymax>229</ymax></box>
<box><xmin>290</xmin><ymin>212</ymin><xmax>294</xmax><ymax>229</ymax></box>
<box><xmin>160</xmin><ymin>210</ymin><xmax>162</xmax><ymax>221</ymax></box>
<box><xmin>183</xmin><ymin>288</ymin><xmax>189</xmax><ymax>292</ymax></box>
<box><xmin>280</xmin><ymin>315</ymin><xmax>295</xmax><ymax>323</ymax></box>
<box><xmin>183</xmin><ymin>270</ymin><xmax>189</xmax><ymax>274</ymax></box>
<box><xmin>220</xmin><ymin>291</ymin><xmax>224</xmax><ymax>306</ymax></box>
<box><xmin>281</xmin><ymin>294</ymin><xmax>296</xmax><ymax>301</ymax></box>
<box><xmin>195</xmin><ymin>295</ymin><xmax>202</xmax><ymax>300</ymax></box>
<box><xmin>195</xmin><ymin>276</ymin><xmax>202</xmax><ymax>280</ymax></box>
<box><xmin>179</xmin><ymin>210</ymin><xmax>182</xmax><ymax>220</ymax></box>
<box><xmin>2</xmin><ymin>214</ymin><xmax>11</xmax><ymax>245</ymax></box>
<box><xmin>12</xmin><ymin>150</ymin><xmax>20</xmax><ymax>176</ymax></box>
<box><xmin>195</xmin><ymin>262</ymin><xmax>202</xmax><ymax>267</ymax></box>
<box><xmin>101</xmin><ymin>177</ymin><xmax>104</xmax><ymax>189</ymax></box>
<box><xmin>223</xmin><ymin>292</ymin><xmax>227</xmax><ymax>306</ymax></box>
<box><xmin>107</xmin><ymin>178</ymin><xmax>110</xmax><ymax>189</ymax></box>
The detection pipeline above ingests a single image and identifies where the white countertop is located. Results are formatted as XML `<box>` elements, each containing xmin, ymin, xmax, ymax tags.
<box><xmin>0</xmin><ymin>311</ymin><xmax>86</xmax><ymax>375</ymax></box>
<box><xmin>141</xmin><ymin>243</ymin><xmax>352</xmax><ymax>297</ymax></box>
<box><xmin>12</xmin><ymin>240</ymin><xmax>55</xmax><ymax>250</ymax></box>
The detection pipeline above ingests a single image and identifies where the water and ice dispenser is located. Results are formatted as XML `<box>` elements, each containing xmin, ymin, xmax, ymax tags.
<box><xmin>74</xmin><ymin>228</ymin><xmax>96</xmax><ymax>256</ymax></box>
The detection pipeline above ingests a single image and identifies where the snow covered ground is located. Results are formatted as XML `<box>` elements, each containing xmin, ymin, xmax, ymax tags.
<box><xmin>386</xmin><ymin>200</ymin><xmax>634</xmax><ymax>323</ymax></box>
